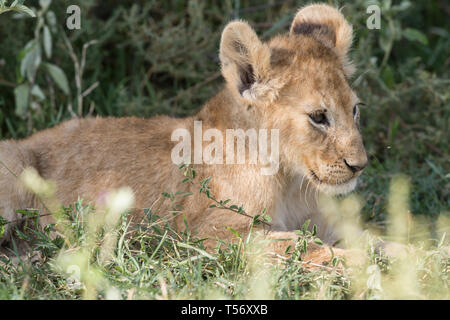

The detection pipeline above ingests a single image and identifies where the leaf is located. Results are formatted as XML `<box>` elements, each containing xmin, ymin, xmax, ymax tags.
<box><xmin>44</xmin><ymin>63</ymin><xmax>70</xmax><ymax>94</ymax></box>
<box><xmin>379</xmin><ymin>31</ymin><xmax>391</xmax><ymax>54</ymax></box>
<box><xmin>31</xmin><ymin>84</ymin><xmax>45</xmax><ymax>100</ymax></box>
<box><xmin>14</xmin><ymin>83</ymin><xmax>29</xmax><ymax>118</ymax></box>
<box><xmin>285</xmin><ymin>245</ymin><xmax>292</xmax><ymax>254</ymax></box>
<box><xmin>39</xmin><ymin>0</ymin><xmax>51</xmax><ymax>9</ymax></box>
<box><xmin>252</xmin><ymin>214</ymin><xmax>263</xmax><ymax>226</ymax></box>
<box><xmin>392</xmin><ymin>1</ymin><xmax>411</xmax><ymax>12</ymax></box>
<box><xmin>252</xmin><ymin>219</ymin><xmax>261</xmax><ymax>226</ymax></box>
<box><xmin>176</xmin><ymin>242</ymin><xmax>217</xmax><ymax>260</ymax></box>
<box><xmin>18</xmin><ymin>40</ymin><xmax>34</xmax><ymax>76</ymax></box>
<box><xmin>403</xmin><ymin>28</ymin><xmax>428</xmax><ymax>45</ymax></box>
<box><xmin>11</xmin><ymin>4</ymin><xmax>36</xmax><ymax>17</ymax></box>
<box><xmin>301</xmin><ymin>219</ymin><xmax>311</xmax><ymax>234</ymax></box>
<box><xmin>438</xmin><ymin>232</ymin><xmax>446</xmax><ymax>247</ymax></box>
<box><xmin>0</xmin><ymin>216</ymin><xmax>7</xmax><ymax>238</ymax></box>
<box><xmin>425</xmin><ymin>159</ymin><xmax>445</xmax><ymax>179</ymax></box>
<box><xmin>20</xmin><ymin>41</ymin><xmax>41</xmax><ymax>82</ymax></box>
<box><xmin>200</xmin><ymin>177</ymin><xmax>211</xmax><ymax>186</ymax></box>
<box><xmin>43</xmin><ymin>25</ymin><xmax>52</xmax><ymax>58</ymax></box>
<box><xmin>312</xmin><ymin>224</ymin><xmax>317</xmax><ymax>236</ymax></box>
<box><xmin>226</xmin><ymin>226</ymin><xmax>241</xmax><ymax>238</ymax></box>
<box><xmin>392</xmin><ymin>20</ymin><xmax>402</xmax><ymax>41</ymax></box>
<box><xmin>381</xmin><ymin>66</ymin><xmax>395</xmax><ymax>89</ymax></box>
<box><xmin>313</xmin><ymin>238</ymin><xmax>323</xmax><ymax>245</ymax></box>
<box><xmin>46</xmin><ymin>10</ymin><xmax>57</xmax><ymax>29</ymax></box>
<box><xmin>332</xmin><ymin>256</ymin><xmax>339</xmax><ymax>267</ymax></box>
<box><xmin>382</xmin><ymin>0</ymin><xmax>392</xmax><ymax>11</ymax></box>
<box><xmin>16</xmin><ymin>209</ymin><xmax>39</xmax><ymax>218</ymax></box>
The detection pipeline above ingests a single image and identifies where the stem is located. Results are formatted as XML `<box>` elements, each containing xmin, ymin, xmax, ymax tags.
<box><xmin>208</xmin><ymin>195</ymin><xmax>272</xmax><ymax>228</ymax></box>
<box><xmin>1</xmin><ymin>212</ymin><xmax>53</xmax><ymax>226</ymax></box>
<box><xmin>379</xmin><ymin>19</ymin><xmax>394</xmax><ymax>72</ymax></box>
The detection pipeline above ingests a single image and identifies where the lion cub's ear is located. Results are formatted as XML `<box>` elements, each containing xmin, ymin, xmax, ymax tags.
<box><xmin>220</xmin><ymin>21</ymin><xmax>280</xmax><ymax>104</ymax></box>
<box><xmin>290</xmin><ymin>4</ymin><xmax>355</xmax><ymax>77</ymax></box>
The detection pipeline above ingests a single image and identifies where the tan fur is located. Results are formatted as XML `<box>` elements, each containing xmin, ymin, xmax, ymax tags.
<box><xmin>0</xmin><ymin>5</ymin><xmax>368</xmax><ymax>266</ymax></box>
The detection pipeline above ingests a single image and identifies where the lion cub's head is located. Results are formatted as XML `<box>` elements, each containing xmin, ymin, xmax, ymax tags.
<box><xmin>219</xmin><ymin>4</ymin><xmax>367</xmax><ymax>195</ymax></box>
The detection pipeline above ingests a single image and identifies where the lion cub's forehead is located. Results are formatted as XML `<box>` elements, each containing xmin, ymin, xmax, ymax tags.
<box><xmin>268</xmin><ymin>35</ymin><xmax>358</xmax><ymax>110</ymax></box>
<box><xmin>268</xmin><ymin>34</ymin><xmax>340</xmax><ymax>66</ymax></box>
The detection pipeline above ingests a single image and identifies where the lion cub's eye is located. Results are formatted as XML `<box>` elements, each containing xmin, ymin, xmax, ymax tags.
<box><xmin>309</xmin><ymin>111</ymin><xmax>329</xmax><ymax>126</ymax></box>
<box><xmin>353</xmin><ymin>102</ymin><xmax>365</xmax><ymax>120</ymax></box>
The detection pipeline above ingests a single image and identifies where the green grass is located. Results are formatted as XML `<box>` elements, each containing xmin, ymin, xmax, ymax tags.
<box><xmin>0</xmin><ymin>172</ymin><xmax>448</xmax><ymax>300</ymax></box>
<box><xmin>0</xmin><ymin>0</ymin><xmax>449</xmax><ymax>299</ymax></box>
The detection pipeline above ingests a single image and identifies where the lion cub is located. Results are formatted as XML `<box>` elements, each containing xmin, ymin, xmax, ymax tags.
<box><xmin>0</xmin><ymin>4</ymin><xmax>367</xmax><ymax>265</ymax></box>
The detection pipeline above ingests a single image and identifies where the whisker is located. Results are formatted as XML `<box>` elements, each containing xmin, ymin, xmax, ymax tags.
<box><xmin>305</xmin><ymin>178</ymin><xmax>311</xmax><ymax>210</ymax></box>
<box><xmin>298</xmin><ymin>174</ymin><xmax>306</xmax><ymax>208</ymax></box>
<box><xmin>315</xmin><ymin>182</ymin><xmax>320</xmax><ymax>206</ymax></box>
<box><xmin>299</xmin><ymin>173</ymin><xmax>306</xmax><ymax>190</ymax></box>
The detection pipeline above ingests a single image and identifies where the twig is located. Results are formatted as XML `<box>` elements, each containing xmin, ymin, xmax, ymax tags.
<box><xmin>81</xmin><ymin>40</ymin><xmax>98</xmax><ymax>73</ymax></box>
<box><xmin>179</xmin><ymin>165</ymin><xmax>272</xmax><ymax>229</ymax></box>
<box><xmin>207</xmin><ymin>196</ymin><xmax>272</xmax><ymax>228</ymax></box>
<box><xmin>0</xmin><ymin>78</ymin><xmax>15</xmax><ymax>87</ymax></box>
<box><xmin>67</xmin><ymin>101</ymin><xmax>77</xmax><ymax>118</ymax></box>
<box><xmin>82</xmin><ymin>81</ymin><xmax>99</xmax><ymax>98</ymax></box>
<box><xmin>61</xmin><ymin>28</ymin><xmax>99</xmax><ymax>118</ymax></box>
<box><xmin>87</xmin><ymin>101</ymin><xmax>95</xmax><ymax>117</ymax></box>
<box><xmin>46</xmin><ymin>74</ymin><xmax>56</xmax><ymax>111</ymax></box>
<box><xmin>1</xmin><ymin>212</ymin><xmax>53</xmax><ymax>226</ymax></box>
<box><xmin>166</xmin><ymin>72</ymin><xmax>221</xmax><ymax>104</ymax></box>
<box><xmin>272</xmin><ymin>253</ymin><xmax>344</xmax><ymax>272</ymax></box>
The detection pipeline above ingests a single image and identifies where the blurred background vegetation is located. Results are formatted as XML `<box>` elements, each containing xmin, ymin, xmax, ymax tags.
<box><xmin>0</xmin><ymin>0</ymin><xmax>448</xmax><ymax>231</ymax></box>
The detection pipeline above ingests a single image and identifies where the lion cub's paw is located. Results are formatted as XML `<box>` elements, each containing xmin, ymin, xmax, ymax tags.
<box><xmin>303</xmin><ymin>246</ymin><xmax>366</xmax><ymax>269</ymax></box>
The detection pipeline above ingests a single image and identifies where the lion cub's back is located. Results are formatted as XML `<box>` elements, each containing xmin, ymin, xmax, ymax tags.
<box><xmin>22</xmin><ymin>115</ymin><xmax>187</xmax><ymax>208</ymax></box>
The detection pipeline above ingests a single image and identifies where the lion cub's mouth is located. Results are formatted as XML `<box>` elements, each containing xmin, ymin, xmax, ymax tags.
<box><xmin>309</xmin><ymin>169</ymin><xmax>354</xmax><ymax>186</ymax></box>
<box><xmin>307</xmin><ymin>169</ymin><xmax>358</xmax><ymax>195</ymax></box>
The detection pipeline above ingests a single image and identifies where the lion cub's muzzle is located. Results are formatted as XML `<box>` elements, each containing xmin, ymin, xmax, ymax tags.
<box><xmin>343</xmin><ymin>156</ymin><xmax>367</xmax><ymax>174</ymax></box>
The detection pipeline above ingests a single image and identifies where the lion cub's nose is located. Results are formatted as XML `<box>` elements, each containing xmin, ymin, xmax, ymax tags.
<box><xmin>344</xmin><ymin>158</ymin><xmax>367</xmax><ymax>173</ymax></box>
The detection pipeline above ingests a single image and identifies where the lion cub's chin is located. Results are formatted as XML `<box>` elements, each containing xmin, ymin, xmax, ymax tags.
<box><xmin>312</xmin><ymin>177</ymin><xmax>358</xmax><ymax>196</ymax></box>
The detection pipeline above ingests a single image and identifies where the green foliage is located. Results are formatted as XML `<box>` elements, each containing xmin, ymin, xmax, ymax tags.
<box><xmin>0</xmin><ymin>0</ymin><xmax>35</xmax><ymax>17</ymax></box>
<box><xmin>0</xmin><ymin>190</ymin><xmax>448</xmax><ymax>300</ymax></box>
<box><xmin>6</xmin><ymin>0</ymin><xmax>70</xmax><ymax>133</ymax></box>
<box><xmin>0</xmin><ymin>216</ymin><xmax>7</xmax><ymax>238</ymax></box>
